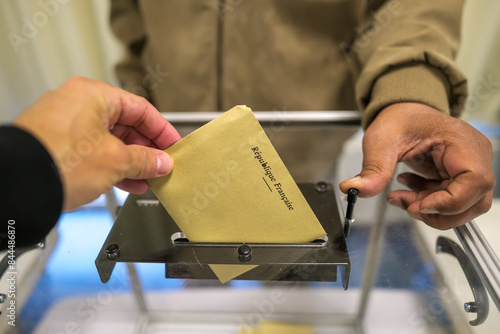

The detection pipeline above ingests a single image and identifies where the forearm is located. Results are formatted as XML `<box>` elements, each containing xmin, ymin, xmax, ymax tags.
<box><xmin>352</xmin><ymin>0</ymin><xmax>467</xmax><ymax>128</ymax></box>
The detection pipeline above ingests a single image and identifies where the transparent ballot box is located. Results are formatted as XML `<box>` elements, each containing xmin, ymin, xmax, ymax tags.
<box><xmin>3</xmin><ymin>111</ymin><xmax>500</xmax><ymax>334</ymax></box>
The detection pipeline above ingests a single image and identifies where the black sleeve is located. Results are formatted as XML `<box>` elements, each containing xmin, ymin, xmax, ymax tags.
<box><xmin>0</xmin><ymin>125</ymin><xmax>63</xmax><ymax>250</ymax></box>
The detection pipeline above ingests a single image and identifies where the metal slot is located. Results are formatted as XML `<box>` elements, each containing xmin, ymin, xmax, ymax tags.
<box><xmin>170</xmin><ymin>232</ymin><xmax>328</xmax><ymax>248</ymax></box>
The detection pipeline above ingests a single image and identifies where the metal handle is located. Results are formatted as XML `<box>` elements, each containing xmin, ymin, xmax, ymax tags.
<box><xmin>436</xmin><ymin>236</ymin><xmax>489</xmax><ymax>326</ymax></box>
<box><xmin>455</xmin><ymin>221</ymin><xmax>500</xmax><ymax>312</ymax></box>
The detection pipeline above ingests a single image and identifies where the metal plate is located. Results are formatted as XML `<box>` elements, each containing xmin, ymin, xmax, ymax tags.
<box><xmin>95</xmin><ymin>183</ymin><xmax>350</xmax><ymax>289</ymax></box>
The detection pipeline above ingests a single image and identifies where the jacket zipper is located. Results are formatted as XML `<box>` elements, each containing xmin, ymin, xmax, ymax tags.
<box><xmin>216</xmin><ymin>0</ymin><xmax>225</xmax><ymax>111</ymax></box>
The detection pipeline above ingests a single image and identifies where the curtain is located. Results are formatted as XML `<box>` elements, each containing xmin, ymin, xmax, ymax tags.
<box><xmin>0</xmin><ymin>0</ymin><xmax>124</xmax><ymax>123</ymax></box>
<box><xmin>456</xmin><ymin>0</ymin><xmax>500</xmax><ymax>124</ymax></box>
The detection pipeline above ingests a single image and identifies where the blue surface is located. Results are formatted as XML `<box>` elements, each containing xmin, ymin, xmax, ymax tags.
<box><xmin>19</xmin><ymin>208</ymin><xmax>184</xmax><ymax>333</ymax></box>
<box><xmin>19</xmin><ymin>208</ymin><xmax>439</xmax><ymax>333</ymax></box>
<box><xmin>469</xmin><ymin>119</ymin><xmax>500</xmax><ymax>138</ymax></box>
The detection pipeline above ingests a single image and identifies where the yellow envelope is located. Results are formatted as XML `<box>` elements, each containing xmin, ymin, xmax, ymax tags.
<box><xmin>240</xmin><ymin>322</ymin><xmax>314</xmax><ymax>334</ymax></box>
<box><xmin>148</xmin><ymin>105</ymin><xmax>325</xmax><ymax>282</ymax></box>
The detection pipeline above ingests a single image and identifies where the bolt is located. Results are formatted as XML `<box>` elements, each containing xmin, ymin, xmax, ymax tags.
<box><xmin>106</xmin><ymin>244</ymin><xmax>118</xmax><ymax>254</ymax></box>
<box><xmin>238</xmin><ymin>244</ymin><xmax>252</xmax><ymax>262</ymax></box>
<box><xmin>464</xmin><ymin>302</ymin><xmax>478</xmax><ymax>313</ymax></box>
<box><xmin>316</xmin><ymin>181</ymin><xmax>328</xmax><ymax>193</ymax></box>
<box><xmin>105</xmin><ymin>244</ymin><xmax>119</xmax><ymax>260</ymax></box>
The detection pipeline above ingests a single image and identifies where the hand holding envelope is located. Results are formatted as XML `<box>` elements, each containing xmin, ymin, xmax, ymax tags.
<box><xmin>148</xmin><ymin>105</ymin><xmax>326</xmax><ymax>282</ymax></box>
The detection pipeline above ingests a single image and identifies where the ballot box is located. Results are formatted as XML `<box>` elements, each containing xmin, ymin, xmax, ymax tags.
<box><xmin>4</xmin><ymin>112</ymin><xmax>500</xmax><ymax>334</ymax></box>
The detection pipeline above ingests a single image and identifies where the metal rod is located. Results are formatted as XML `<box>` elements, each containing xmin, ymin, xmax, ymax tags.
<box><xmin>161</xmin><ymin>110</ymin><xmax>362</xmax><ymax>127</ymax></box>
<box><xmin>128</xmin><ymin>263</ymin><xmax>149</xmax><ymax>334</ymax></box>
<box><xmin>105</xmin><ymin>189</ymin><xmax>150</xmax><ymax>332</ymax></box>
<box><xmin>355</xmin><ymin>186</ymin><xmax>391</xmax><ymax>324</ymax></box>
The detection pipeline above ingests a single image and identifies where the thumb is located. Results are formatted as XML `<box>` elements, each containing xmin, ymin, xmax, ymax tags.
<box><xmin>123</xmin><ymin>145</ymin><xmax>174</xmax><ymax>180</ymax></box>
<box><xmin>339</xmin><ymin>138</ymin><xmax>399</xmax><ymax>198</ymax></box>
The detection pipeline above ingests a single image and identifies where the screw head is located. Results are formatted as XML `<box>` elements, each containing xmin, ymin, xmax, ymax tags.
<box><xmin>316</xmin><ymin>181</ymin><xmax>328</xmax><ymax>193</ymax></box>
<box><xmin>105</xmin><ymin>244</ymin><xmax>120</xmax><ymax>260</ymax></box>
<box><xmin>238</xmin><ymin>244</ymin><xmax>252</xmax><ymax>262</ymax></box>
<box><xmin>105</xmin><ymin>244</ymin><xmax>119</xmax><ymax>254</ymax></box>
<box><xmin>238</xmin><ymin>244</ymin><xmax>251</xmax><ymax>256</ymax></box>
<box><xmin>464</xmin><ymin>302</ymin><xmax>478</xmax><ymax>313</ymax></box>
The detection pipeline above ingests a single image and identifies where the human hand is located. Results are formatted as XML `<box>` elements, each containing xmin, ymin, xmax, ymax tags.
<box><xmin>14</xmin><ymin>77</ymin><xmax>181</xmax><ymax>210</ymax></box>
<box><xmin>339</xmin><ymin>103</ymin><xmax>495</xmax><ymax>229</ymax></box>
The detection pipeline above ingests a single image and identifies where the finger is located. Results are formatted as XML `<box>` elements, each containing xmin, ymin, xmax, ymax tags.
<box><xmin>420</xmin><ymin>171</ymin><xmax>494</xmax><ymax>215</ymax></box>
<box><xmin>387</xmin><ymin>188</ymin><xmax>436</xmax><ymax>221</ymax></box>
<box><xmin>388</xmin><ymin>188</ymin><xmax>493</xmax><ymax>229</ymax></box>
<box><xmin>396</xmin><ymin>173</ymin><xmax>443</xmax><ymax>192</ymax></box>
<box><xmin>417</xmin><ymin>130</ymin><xmax>494</xmax><ymax>214</ymax></box>
<box><xmin>387</xmin><ymin>189</ymin><xmax>421</xmax><ymax>212</ymax></box>
<box><xmin>115</xmin><ymin>179</ymin><xmax>149</xmax><ymax>194</ymax></box>
<box><xmin>103</xmin><ymin>84</ymin><xmax>181</xmax><ymax>148</ymax></box>
<box><xmin>339</xmin><ymin>136</ymin><xmax>399</xmax><ymax>198</ymax></box>
<box><xmin>402</xmin><ymin>155</ymin><xmax>442</xmax><ymax>180</ymax></box>
<box><xmin>114</xmin><ymin>94</ymin><xmax>181</xmax><ymax>148</ymax></box>
<box><xmin>111</xmin><ymin>124</ymin><xmax>157</xmax><ymax>147</ymax></box>
<box><xmin>122</xmin><ymin>145</ymin><xmax>174</xmax><ymax>180</ymax></box>
<box><xmin>398</xmin><ymin>138</ymin><xmax>446</xmax><ymax>180</ymax></box>
<box><xmin>416</xmin><ymin>193</ymin><xmax>493</xmax><ymax>230</ymax></box>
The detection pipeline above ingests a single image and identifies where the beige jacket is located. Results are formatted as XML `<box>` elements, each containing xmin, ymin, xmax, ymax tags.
<box><xmin>110</xmin><ymin>0</ymin><xmax>468</xmax><ymax>180</ymax></box>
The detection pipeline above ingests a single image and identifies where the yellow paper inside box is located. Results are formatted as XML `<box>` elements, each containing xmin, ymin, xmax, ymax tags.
<box><xmin>240</xmin><ymin>321</ymin><xmax>314</xmax><ymax>334</ymax></box>
<box><xmin>148</xmin><ymin>105</ymin><xmax>326</xmax><ymax>282</ymax></box>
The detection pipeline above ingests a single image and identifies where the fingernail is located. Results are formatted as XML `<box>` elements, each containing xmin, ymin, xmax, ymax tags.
<box><xmin>157</xmin><ymin>153</ymin><xmax>173</xmax><ymax>175</ymax></box>
<box><xmin>388</xmin><ymin>198</ymin><xmax>402</xmax><ymax>208</ymax></box>
<box><xmin>341</xmin><ymin>175</ymin><xmax>362</xmax><ymax>186</ymax></box>
<box><xmin>421</xmin><ymin>208</ymin><xmax>440</xmax><ymax>214</ymax></box>
<box><xmin>396</xmin><ymin>174</ymin><xmax>407</xmax><ymax>186</ymax></box>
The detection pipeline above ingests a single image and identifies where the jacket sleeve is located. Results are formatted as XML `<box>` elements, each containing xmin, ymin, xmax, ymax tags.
<box><xmin>110</xmin><ymin>0</ymin><xmax>151</xmax><ymax>100</ymax></box>
<box><xmin>0</xmin><ymin>126</ymin><xmax>63</xmax><ymax>250</ymax></box>
<box><xmin>351</xmin><ymin>0</ymin><xmax>468</xmax><ymax>129</ymax></box>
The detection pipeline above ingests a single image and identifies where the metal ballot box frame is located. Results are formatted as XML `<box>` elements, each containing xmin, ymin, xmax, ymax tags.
<box><xmin>95</xmin><ymin>111</ymin><xmax>362</xmax><ymax>288</ymax></box>
<box><xmin>95</xmin><ymin>182</ymin><xmax>351</xmax><ymax>289</ymax></box>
